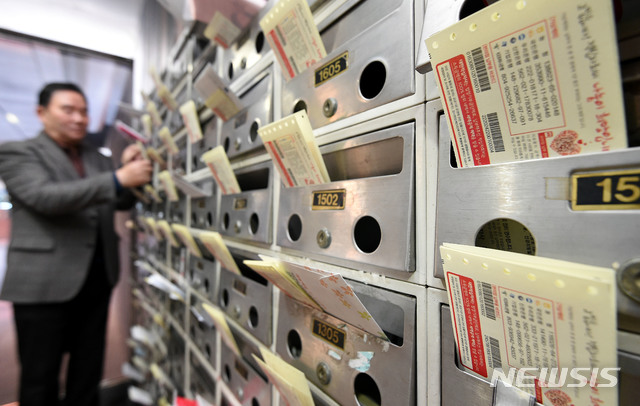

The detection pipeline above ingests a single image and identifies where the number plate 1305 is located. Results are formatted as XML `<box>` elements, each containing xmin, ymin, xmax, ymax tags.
<box><xmin>312</xmin><ymin>318</ymin><xmax>346</xmax><ymax>350</ymax></box>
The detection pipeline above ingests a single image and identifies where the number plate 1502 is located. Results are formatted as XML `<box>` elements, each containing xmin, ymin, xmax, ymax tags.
<box><xmin>312</xmin><ymin>318</ymin><xmax>346</xmax><ymax>350</ymax></box>
<box><xmin>312</xmin><ymin>189</ymin><xmax>345</xmax><ymax>210</ymax></box>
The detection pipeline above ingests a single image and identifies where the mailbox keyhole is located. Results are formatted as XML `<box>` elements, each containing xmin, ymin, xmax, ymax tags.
<box><xmin>248</xmin><ymin>305</ymin><xmax>259</xmax><ymax>328</ymax></box>
<box><xmin>221</xmin><ymin>288</ymin><xmax>230</xmax><ymax>308</ymax></box>
<box><xmin>359</xmin><ymin>61</ymin><xmax>386</xmax><ymax>100</ymax></box>
<box><xmin>354</xmin><ymin>373</ymin><xmax>382</xmax><ymax>406</ymax></box>
<box><xmin>354</xmin><ymin>216</ymin><xmax>382</xmax><ymax>253</ymax></box>
<box><xmin>255</xmin><ymin>32</ymin><xmax>265</xmax><ymax>53</ymax></box>
<box><xmin>287</xmin><ymin>330</ymin><xmax>303</xmax><ymax>359</ymax></box>
<box><xmin>249</xmin><ymin>213</ymin><xmax>259</xmax><ymax>234</ymax></box>
<box><xmin>287</xmin><ymin>214</ymin><xmax>303</xmax><ymax>241</ymax></box>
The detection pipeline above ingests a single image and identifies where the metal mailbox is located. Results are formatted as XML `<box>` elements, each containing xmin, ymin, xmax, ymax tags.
<box><xmin>192</xmin><ymin>117</ymin><xmax>218</xmax><ymax>172</ymax></box>
<box><xmin>431</xmin><ymin>98</ymin><xmax>640</xmax><ymax>333</ymax></box>
<box><xmin>276</xmin><ymin>107</ymin><xmax>420</xmax><ymax>276</ymax></box>
<box><xmin>189</xmin><ymin>351</ymin><xmax>217</xmax><ymax>404</ymax></box>
<box><xmin>168</xmin><ymin>326</ymin><xmax>186</xmax><ymax>390</ymax></box>
<box><xmin>188</xmin><ymin>254</ymin><xmax>218</xmax><ymax>303</ymax></box>
<box><xmin>220</xmin><ymin>64</ymin><xmax>273</xmax><ymax>159</ymax></box>
<box><xmin>275</xmin><ymin>279</ymin><xmax>416</xmax><ymax>405</ymax></box>
<box><xmin>218</xmin><ymin>250</ymin><xmax>272</xmax><ymax>347</ymax></box>
<box><xmin>189</xmin><ymin>304</ymin><xmax>218</xmax><ymax>369</ymax></box>
<box><xmin>190</xmin><ymin>178</ymin><xmax>217</xmax><ymax>231</ymax></box>
<box><xmin>281</xmin><ymin>0</ymin><xmax>422</xmax><ymax>129</ymax></box>
<box><xmin>220</xmin><ymin>341</ymin><xmax>272</xmax><ymax>406</ymax></box>
<box><xmin>218</xmin><ymin>160</ymin><xmax>273</xmax><ymax>245</ymax></box>
<box><xmin>221</xmin><ymin>0</ymin><xmax>275</xmax><ymax>83</ymax></box>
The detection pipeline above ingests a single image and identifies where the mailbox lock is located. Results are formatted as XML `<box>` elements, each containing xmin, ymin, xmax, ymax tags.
<box><xmin>316</xmin><ymin>362</ymin><xmax>331</xmax><ymax>385</ymax></box>
<box><xmin>317</xmin><ymin>228</ymin><xmax>332</xmax><ymax>249</ymax></box>
<box><xmin>234</xmin><ymin>137</ymin><xmax>242</xmax><ymax>150</ymax></box>
<box><xmin>236</xmin><ymin>387</ymin><xmax>244</xmax><ymax>399</ymax></box>
<box><xmin>240</xmin><ymin>57</ymin><xmax>247</xmax><ymax>69</ymax></box>
<box><xmin>234</xmin><ymin>220</ymin><xmax>242</xmax><ymax>234</ymax></box>
<box><xmin>322</xmin><ymin>98</ymin><xmax>338</xmax><ymax>117</ymax></box>
<box><xmin>618</xmin><ymin>258</ymin><xmax>640</xmax><ymax>303</ymax></box>
<box><xmin>232</xmin><ymin>305</ymin><xmax>242</xmax><ymax>319</ymax></box>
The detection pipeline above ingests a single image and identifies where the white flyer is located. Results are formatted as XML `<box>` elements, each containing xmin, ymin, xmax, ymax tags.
<box><xmin>159</xmin><ymin>126</ymin><xmax>179</xmax><ymax>155</ymax></box>
<box><xmin>204</xmin><ymin>11</ymin><xmax>242</xmax><ymax>48</ymax></box>
<box><xmin>200</xmin><ymin>146</ymin><xmax>241</xmax><ymax>195</ymax></box>
<box><xmin>440</xmin><ymin>243</ymin><xmax>617</xmax><ymax>406</ymax></box>
<box><xmin>193</xmin><ymin>64</ymin><xmax>243</xmax><ymax>121</ymax></box>
<box><xmin>197</xmin><ymin>231</ymin><xmax>241</xmax><ymax>275</ymax></box>
<box><xmin>258</xmin><ymin>111</ymin><xmax>330</xmax><ymax>187</ymax></box>
<box><xmin>179</xmin><ymin>100</ymin><xmax>203</xmax><ymax>143</ymax></box>
<box><xmin>426</xmin><ymin>0</ymin><xmax>627</xmax><ymax>167</ymax></box>
<box><xmin>146</xmin><ymin>101</ymin><xmax>162</xmax><ymax>127</ymax></box>
<box><xmin>260</xmin><ymin>0</ymin><xmax>326</xmax><ymax>81</ymax></box>
<box><xmin>141</xmin><ymin>114</ymin><xmax>153</xmax><ymax>139</ymax></box>
<box><xmin>158</xmin><ymin>170</ymin><xmax>178</xmax><ymax>201</ymax></box>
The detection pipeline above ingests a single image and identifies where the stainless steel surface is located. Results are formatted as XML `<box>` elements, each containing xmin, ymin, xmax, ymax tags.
<box><xmin>493</xmin><ymin>379</ymin><xmax>535</xmax><ymax>406</ymax></box>
<box><xmin>275</xmin><ymin>279</ymin><xmax>416</xmax><ymax>405</ymax></box>
<box><xmin>190</xmin><ymin>179</ymin><xmax>217</xmax><ymax>230</ymax></box>
<box><xmin>281</xmin><ymin>0</ymin><xmax>418</xmax><ymax>129</ymax></box>
<box><xmin>219</xmin><ymin>341</ymin><xmax>272</xmax><ymax>406</ymax></box>
<box><xmin>169</xmin><ymin>197</ymin><xmax>187</xmax><ymax>223</ymax></box>
<box><xmin>440</xmin><ymin>304</ymin><xmax>499</xmax><ymax>406</ymax></box>
<box><xmin>189</xmin><ymin>306</ymin><xmax>218</xmax><ymax>368</ymax></box>
<box><xmin>189</xmin><ymin>352</ymin><xmax>217</xmax><ymax>404</ymax></box>
<box><xmin>619</xmin><ymin>348</ymin><xmax>640</xmax><ymax>405</ymax></box>
<box><xmin>221</xmin><ymin>0</ymin><xmax>275</xmax><ymax>83</ymax></box>
<box><xmin>168</xmin><ymin>326</ymin><xmax>186</xmax><ymax>389</ymax></box>
<box><xmin>434</xmin><ymin>105</ymin><xmax>640</xmax><ymax>334</ymax></box>
<box><xmin>188</xmin><ymin>254</ymin><xmax>218</xmax><ymax>303</ymax></box>
<box><xmin>218</xmin><ymin>256</ymin><xmax>272</xmax><ymax>346</ymax></box>
<box><xmin>193</xmin><ymin>118</ymin><xmax>219</xmax><ymax>172</ymax></box>
<box><xmin>220</xmin><ymin>66</ymin><xmax>273</xmax><ymax>159</ymax></box>
<box><xmin>218</xmin><ymin>160</ymin><xmax>273</xmax><ymax>244</ymax></box>
<box><xmin>276</xmin><ymin>120</ymin><xmax>416</xmax><ymax>274</ymax></box>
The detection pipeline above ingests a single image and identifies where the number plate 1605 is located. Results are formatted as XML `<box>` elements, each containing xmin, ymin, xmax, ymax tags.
<box><xmin>312</xmin><ymin>318</ymin><xmax>346</xmax><ymax>350</ymax></box>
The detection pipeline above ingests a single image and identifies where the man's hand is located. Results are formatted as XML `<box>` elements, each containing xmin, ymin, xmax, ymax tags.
<box><xmin>121</xmin><ymin>143</ymin><xmax>144</xmax><ymax>165</ymax></box>
<box><xmin>115</xmin><ymin>159</ymin><xmax>152</xmax><ymax>188</ymax></box>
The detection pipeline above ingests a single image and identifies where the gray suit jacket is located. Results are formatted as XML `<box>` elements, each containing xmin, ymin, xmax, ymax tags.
<box><xmin>0</xmin><ymin>132</ymin><xmax>135</xmax><ymax>303</ymax></box>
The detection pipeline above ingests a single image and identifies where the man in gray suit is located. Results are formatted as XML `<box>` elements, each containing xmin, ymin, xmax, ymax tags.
<box><xmin>0</xmin><ymin>82</ymin><xmax>152</xmax><ymax>405</ymax></box>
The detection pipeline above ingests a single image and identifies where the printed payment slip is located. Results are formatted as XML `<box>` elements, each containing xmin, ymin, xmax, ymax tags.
<box><xmin>260</xmin><ymin>0</ymin><xmax>326</xmax><ymax>81</ymax></box>
<box><xmin>426</xmin><ymin>0</ymin><xmax>626</xmax><ymax>167</ymax></box>
<box><xmin>200</xmin><ymin>146</ymin><xmax>241</xmax><ymax>195</ymax></box>
<box><xmin>193</xmin><ymin>64</ymin><xmax>242</xmax><ymax>121</ymax></box>
<box><xmin>258</xmin><ymin>111</ymin><xmax>330</xmax><ymax>187</ymax></box>
<box><xmin>440</xmin><ymin>243</ymin><xmax>617</xmax><ymax>406</ymax></box>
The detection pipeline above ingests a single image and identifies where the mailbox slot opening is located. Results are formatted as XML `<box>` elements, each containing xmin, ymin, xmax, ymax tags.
<box><xmin>322</xmin><ymin>136</ymin><xmax>404</xmax><ymax>181</ymax></box>
<box><xmin>355</xmin><ymin>289</ymin><xmax>406</xmax><ymax>347</ymax></box>
<box><xmin>236</xmin><ymin>167</ymin><xmax>270</xmax><ymax>191</ymax></box>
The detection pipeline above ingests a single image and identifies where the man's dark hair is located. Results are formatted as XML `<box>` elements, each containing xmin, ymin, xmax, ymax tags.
<box><xmin>38</xmin><ymin>82</ymin><xmax>86</xmax><ymax>107</ymax></box>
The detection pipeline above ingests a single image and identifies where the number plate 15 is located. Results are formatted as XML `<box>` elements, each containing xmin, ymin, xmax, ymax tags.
<box><xmin>312</xmin><ymin>189</ymin><xmax>345</xmax><ymax>210</ymax></box>
<box><xmin>571</xmin><ymin>168</ymin><xmax>640</xmax><ymax>211</ymax></box>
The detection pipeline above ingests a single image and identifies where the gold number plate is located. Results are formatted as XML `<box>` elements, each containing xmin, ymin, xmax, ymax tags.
<box><xmin>571</xmin><ymin>168</ymin><xmax>640</xmax><ymax>211</ymax></box>
<box><xmin>315</xmin><ymin>52</ymin><xmax>348</xmax><ymax>87</ymax></box>
<box><xmin>312</xmin><ymin>318</ymin><xmax>346</xmax><ymax>350</ymax></box>
<box><xmin>312</xmin><ymin>189</ymin><xmax>346</xmax><ymax>210</ymax></box>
